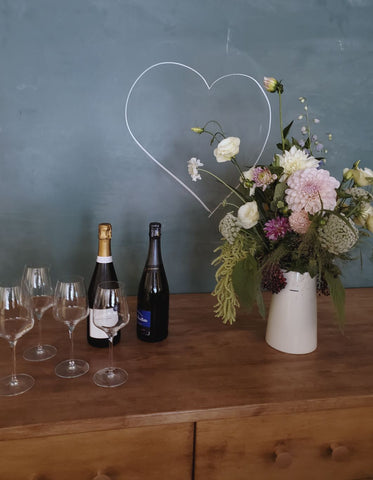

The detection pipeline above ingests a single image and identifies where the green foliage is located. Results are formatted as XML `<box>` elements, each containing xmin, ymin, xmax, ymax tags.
<box><xmin>323</xmin><ymin>270</ymin><xmax>346</xmax><ymax>329</ymax></box>
<box><xmin>282</xmin><ymin>120</ymin><xmax>294</xmax><ymax>139</ymax></box>
<box><xmin>211</xmin><ymin>234</ymin><xmax>248</xmax><ymax>324</ymax></box>
<box><xmin>232</xmin><ymin>254</ymin><xmax>264</xmax><ymax>317</ymax></box>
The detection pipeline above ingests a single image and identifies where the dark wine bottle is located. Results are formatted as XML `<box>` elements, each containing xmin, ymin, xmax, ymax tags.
<box><xmin>87</xmin><ymin>223</ymin><xmax>120</xmax><ymax>347</ymax></box>
<box><xmin>137</xmin><ymin>222</ymin><xmax>169</xmax><ymax>342</ymax></box>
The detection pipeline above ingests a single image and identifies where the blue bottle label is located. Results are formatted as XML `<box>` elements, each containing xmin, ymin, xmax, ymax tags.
<box><xmin>137</xmin><ymin>309</ymin><xmax>151</xmax><ymax>329</ymax></box>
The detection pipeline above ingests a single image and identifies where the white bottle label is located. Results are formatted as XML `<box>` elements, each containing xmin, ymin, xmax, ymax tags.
<box><xmin>89</xmin><ymin>308</ymin><xmax>117</xmax><ymax>339</ymax></box>
<box><xmin>96</xmin><ymin>256</ymin><xmax>113</xmax><ymax>264</ymax></box>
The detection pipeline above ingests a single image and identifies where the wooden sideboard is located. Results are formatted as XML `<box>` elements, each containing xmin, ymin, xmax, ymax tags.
<box><xmin>0</xmin><ymin>289</ymin><xmax>373</xmax><ymax>479</ymax></box>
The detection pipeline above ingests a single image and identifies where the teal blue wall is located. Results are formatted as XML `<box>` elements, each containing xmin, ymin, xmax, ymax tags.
<box><xmin>0</xmin><ymin>0</ymin><xmax>372</xmax><ymax>291</ymax></box>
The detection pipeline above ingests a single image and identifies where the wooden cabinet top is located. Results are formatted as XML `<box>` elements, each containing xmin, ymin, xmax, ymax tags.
<box><xmin>0</xmin><ymin>289</ymin><xmax>372</xmax><ymax>441</ymax></box>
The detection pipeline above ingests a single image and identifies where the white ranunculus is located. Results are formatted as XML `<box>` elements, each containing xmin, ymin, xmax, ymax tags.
<box><xmin>237</xmin><ymin>201</ymin><xmax>259</xmax><ymax>229</ymax></box>
<box><xmin>213</xmin><ymin>137</ymin><xmax>240</xmax><ymax>163</ymax></box>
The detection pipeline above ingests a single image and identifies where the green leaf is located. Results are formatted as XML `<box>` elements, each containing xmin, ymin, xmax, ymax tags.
<box><xmin>323</xmin><ymin>270</ymin><xmax>346</xmax><ymax>330</ymax></box>
<box><xmin>256</xmin><ymin>289</ymin><xmax>266</xmax><ymax>318</ymax></box>
<box><xmin>232</xmin><ymin>255</ymin><xmax>261</xmax><ymax>313</ymax></box>
<box><xmin>283</xmin><ymin>120</ymin><xmax>294</xmax><ymax>139</ymax></box>
<box><xmin>291</xmin><ymin>137</ymin><xmax>301</xmax><ymax>148</ymax></box>
<box><xmin>273</xmin><ymin>181</ymin><xmax>287</xmax><ymax>202</ymax></box>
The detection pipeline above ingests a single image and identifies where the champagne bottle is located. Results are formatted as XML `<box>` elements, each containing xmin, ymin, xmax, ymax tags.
<box><xmin>87</xmin><ymin>223</ymin><xmax>120</xmax><ymax>347</ymax></box>
<box><xmin>137</xmin><ymin>222</ymin><xmax>169</xmax><ymax>342</ymax></box>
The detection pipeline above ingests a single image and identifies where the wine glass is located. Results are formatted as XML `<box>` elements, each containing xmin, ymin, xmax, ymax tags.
<box><xmin>0</xmin><ymin>285</ymin><xmax>35</xmax><ymax>396</ymax></box>
<box><xmin>92</xmin><ymin>281</ymin><xmax>130</xmax><ymax>388</ymax></box>
<box><xmin>53</xmin><ymin>276</ymin><xmax>89</xmax><ymax>378</ymax></box>
<box><xmin>22</xmin><ymin>265</ymin><xmax>57</xmax><ymax>361</ymax></box>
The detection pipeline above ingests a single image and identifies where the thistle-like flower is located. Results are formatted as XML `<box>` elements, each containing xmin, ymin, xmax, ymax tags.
<box><xmin>318</xmin><ymin>214</ymin><xmax>359</xmax><ymax>255</ymax></box>
<box><xmin>219</xmin><ymin>212</ymin><xmax>241</xmax><ymax>245</ymax></box>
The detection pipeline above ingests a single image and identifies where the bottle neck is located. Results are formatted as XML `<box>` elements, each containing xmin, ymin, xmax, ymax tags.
<box><xmin>97</xmin><ymin>239</ymin><xmax>112</xmax><ymax>263</ymax></box>
<box><xmin>146</xmin><ymin>237</ymin><xmax>162</xmax><ymax>267</ymax></box>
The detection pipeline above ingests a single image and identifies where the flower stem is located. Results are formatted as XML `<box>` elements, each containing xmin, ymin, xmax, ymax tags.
<box><xmin>279</xmin><ymin>91</ymin><xmax>285</xmax><ymax>152</ymax></box>
<box><xmin>199</xmin><ymin>168</ymin><xmax>246</xmax><ymax>203</ymax></box>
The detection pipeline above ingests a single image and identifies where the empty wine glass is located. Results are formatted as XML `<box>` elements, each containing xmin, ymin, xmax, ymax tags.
<box><xmin>22</xmin><ymin>265</ymin><xmax>57</xmax><ymax>361</ymax></box>
<box><xmin>0</xmin><ymin>285</ymin><xmax>35</xmax><ymax>396</ymax></box>
<box><xmin>53</xmin><ymin>276</ymin><xmax>89</xmax><ymax>378</ymax></box>
<box><xmin>92</xmin><ymin>281</ymin><xmax>130</xmax><ymax>388</ymax></box>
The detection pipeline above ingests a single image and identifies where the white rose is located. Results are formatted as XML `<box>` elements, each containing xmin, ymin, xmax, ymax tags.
<box><xmin>213</xmin><ymin>137</ymin><xmax>240</xmax><ymax>163</ymax></box>
<box><xmin>237</xmin><ymin>201</ymin><xmax>259</xmax><ymax>229</ymax></box>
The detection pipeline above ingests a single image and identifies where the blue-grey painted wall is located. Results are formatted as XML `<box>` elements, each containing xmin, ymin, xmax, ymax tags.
<box><xmin>0</xmin><ymin>0</ymin><xmax>372</xmax><ymax>291</ymax></box>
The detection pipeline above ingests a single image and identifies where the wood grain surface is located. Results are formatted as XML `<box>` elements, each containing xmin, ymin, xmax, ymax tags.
<box><xmin>0</xmin><ymin>289</ymin><xmax>372</xmax><ymax>441</ymax></box>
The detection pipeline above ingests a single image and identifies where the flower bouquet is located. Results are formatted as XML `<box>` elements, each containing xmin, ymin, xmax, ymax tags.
<box><xmin>188</xmin><ymin>77</ymin><xmax>373</xmax><ymax>327</ymax></box>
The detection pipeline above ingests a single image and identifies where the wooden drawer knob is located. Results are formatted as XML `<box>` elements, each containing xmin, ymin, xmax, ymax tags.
<box><xmin>330</xmin><ymin>442</ymin><xmax>349</xmax><ymax>462</ymax></box>
<box><xmin>93</xmin><ymin>474</ymin><xmax>112</xmax><ymax>480</ymax></box>
<box><xmin>274</xmin><ymin>444</ymin><xmax>292</xmax><ymax>468</ymax></box>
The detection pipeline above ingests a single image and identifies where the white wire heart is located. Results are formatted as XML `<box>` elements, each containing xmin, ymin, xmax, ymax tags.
<box><xmin>124</xmin><ymin>62</ymin><xmax>272</xmax><ymax>215</ymax></box>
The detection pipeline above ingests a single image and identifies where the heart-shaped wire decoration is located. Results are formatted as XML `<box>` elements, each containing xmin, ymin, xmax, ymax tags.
<box><xmin>125</xmin><ymin>62</ymin><xmax>272</xmax><ymax>215</ymax></box>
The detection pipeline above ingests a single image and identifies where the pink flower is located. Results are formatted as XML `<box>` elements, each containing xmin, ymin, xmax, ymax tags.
<box><xmin>289</xmin><ymin>210</ymin><xmax>311</xmax><ymax>234</ymax></box>
<box><xmin>285</xmin><ymin>168</ymin><xmax>340</xmax><ymax>214</ymax></box>
<box><xmin>251</xmin><ymin>167</ymin><xmax>277</xmax><ymax>191</ymax></box>
<box><xmin>264</xmin><ymin>217</ymin><xmax>290</xmax><ymax>241</ymax></box>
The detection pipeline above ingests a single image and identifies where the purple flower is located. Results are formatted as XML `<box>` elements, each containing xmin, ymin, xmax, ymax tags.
<box><xmin>264</xmin><ymin>217</ymin><xmax>290</xmax><ymax>241</ymax></box>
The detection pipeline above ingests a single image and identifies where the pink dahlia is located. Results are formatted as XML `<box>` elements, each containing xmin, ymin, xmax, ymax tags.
<box><xmin>289</xmin><ymin>210</ymin><xmax>311</xmax><ymax>234</ymax></box>
<box><xmin>264</xmin><ymin>216</ymin><xmax>290</xmax><ymax>241</ymax></box>
<box><xmin>285</xmin><ymin>168</ymin><xmax>340</xmax><ymax>214</ymax></box>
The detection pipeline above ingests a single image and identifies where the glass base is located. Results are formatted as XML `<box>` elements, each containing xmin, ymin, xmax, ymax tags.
<box><xmin>93</xmin><ymin>367</ymin><xmax>128</xmax><ymax>388</ymax></box>
<box><xmin>0</xmin><ymin>374</ymin><xmax>35</xmax><ymax>396</ymax></box>
<box><xmin>23</xmin><ymin>344</ymin><xmax>57</xmax><ymax>362</ymax></box>
<box><xmin>55</xmin><ymin>359</ymin><xmax>89</xmax><ymax>378</ymax></box>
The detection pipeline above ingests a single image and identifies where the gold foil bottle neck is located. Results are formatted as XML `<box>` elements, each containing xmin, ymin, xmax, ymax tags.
<box><xmin>98</xmin><ymin>223</ymin><xmax>112</xmax><ymax>240</ymax></box>
<box><xmin>97</xmin><ymin>223</ymin><xmax>112</xmax><ymax>257</ymax></box>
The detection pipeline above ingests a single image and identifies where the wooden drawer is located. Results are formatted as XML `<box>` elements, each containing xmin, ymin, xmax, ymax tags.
<box><xmin>195</xmin><ymin>406</ymin><xmax>373</xmax><ymax>480</ymax></box>
<box><xmin>0</xmin><ymin>422</ymin><xmax>194</xmax><ymax>480</ymax></box>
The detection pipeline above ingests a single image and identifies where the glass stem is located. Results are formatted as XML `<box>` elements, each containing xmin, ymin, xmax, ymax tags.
<box><xmin>108</xmin><ymin>334</ymin><xmax>114</xmax><ymax>372</ymax></box>
<box><xmin>68</xmin><ymin>327</ymin><xmax>75</xmax><ymax>366</ymax></box>
<box><xmin>10</xmin><ymin>341</ymin><xmax>17</xmax><ymax>384</ymax></box>
<box><xmin>37</xmin><ymin>316</ymin><xmax>43</xmax><ymax>349</ymax></box>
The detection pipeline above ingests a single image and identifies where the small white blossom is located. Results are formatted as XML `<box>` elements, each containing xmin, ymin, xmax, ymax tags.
<box><xmin>344</xmin><ymin>166</ymin><xmax>373</xmax><ymax>186</ymax></box>
<box><xmin>187</xmin><ymin>157</ymin><xmax>204</xmax><ymax>182</ymax></box>
<box><xmin>313</xmin><ymin>118</ymin><xmax>320</xmax><ymax>124</ymax></box>
<box><xmin>301</xmin><ymin>126</ymin><xmax>308</xmax><ymax>135</ymax></box>
<box><xmin>346</xmin><ymin>188</ymin><xmax>373</xmax><ymax>202</ymax></box>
